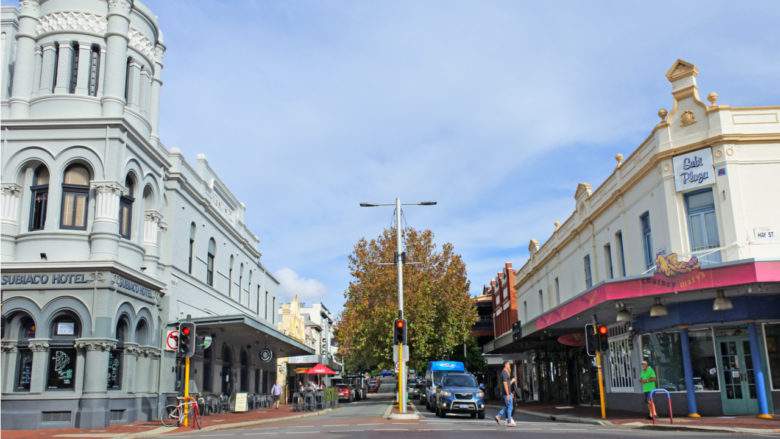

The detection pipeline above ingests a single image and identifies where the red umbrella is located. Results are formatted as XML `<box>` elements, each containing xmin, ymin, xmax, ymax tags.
<box><xmin>306</xmin><ymin>363</ymin><xmax>337</xmax><ymax>375</ymax></box>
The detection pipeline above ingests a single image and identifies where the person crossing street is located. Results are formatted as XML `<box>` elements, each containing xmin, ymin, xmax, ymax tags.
<box><xmin>495</xmin><ymin>360</ymin><xmax>517</xmax><ymax>427</ymax></box>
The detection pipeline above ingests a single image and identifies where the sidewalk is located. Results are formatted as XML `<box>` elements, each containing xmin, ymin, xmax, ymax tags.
<box><xmin>0</xmin><ymin>405</ymin><xmax>333</xmax><ymax>438</ymax></box>
<box><xmin>511</xmin><ymin>402</ymin><xmax>780</xmax><ymax>434</ymax></box>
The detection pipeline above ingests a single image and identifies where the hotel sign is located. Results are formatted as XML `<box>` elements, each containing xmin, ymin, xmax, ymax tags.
<box><xmin>673</xmin><ymin>148</ymin><xmax>714</xmax><ymax>192</ymax></box>
<box><xmin>1</xmin><ymin>272</ymin><xmax>92</xmax><ymax>286</ymax></box>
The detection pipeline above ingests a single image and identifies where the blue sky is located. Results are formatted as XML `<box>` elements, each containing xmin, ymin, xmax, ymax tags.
<box><xmin>144</xmin><ymin>0</ymin><xmax>780</xmax><ymax>313</ymax></box>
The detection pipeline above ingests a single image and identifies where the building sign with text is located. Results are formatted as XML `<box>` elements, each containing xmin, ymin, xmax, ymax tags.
<box><xmin>673</xmin><ymin>147</ymin><xmax>714</xmax><ymax>192</ymax></box>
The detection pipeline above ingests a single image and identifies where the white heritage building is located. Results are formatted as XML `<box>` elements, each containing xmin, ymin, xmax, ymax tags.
<box><xmin>0</xmin><ymin>0</ymin><xmax>311</xmax><ymax>430</ymax></box>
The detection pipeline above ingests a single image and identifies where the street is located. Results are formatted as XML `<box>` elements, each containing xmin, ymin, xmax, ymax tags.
<box><xmin>181</xmin><ymin>391</ymin><xmax>762</xmax><ymax>438</ymax></box>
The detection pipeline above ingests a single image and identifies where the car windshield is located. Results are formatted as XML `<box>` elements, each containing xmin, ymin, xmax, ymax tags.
<box><xmin>442</xmin><ymin>375</ymin><xmax>477</xmax><ymax>388</ymax></box>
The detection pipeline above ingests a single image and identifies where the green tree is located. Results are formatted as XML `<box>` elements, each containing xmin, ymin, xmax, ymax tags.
<box><xmin>335</xmin><ymin>227</ymin><xmax>476</xmax><ymax>373</ymax></box>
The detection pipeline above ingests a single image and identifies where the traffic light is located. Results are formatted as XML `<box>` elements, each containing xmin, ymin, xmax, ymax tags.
<box><xmin>179</xmin><ymin>322</ymin><xmax>197</xmax><ymax>357</ymax></box>
<box><xmin>393</xmin><ymin>319</ymin><xmax>407</xmax><ymax>345</ymax></box>
<box><xmin>597</xmin><ymin>324</ymin><xmax>609</xmax><ymax>352</ymax></box>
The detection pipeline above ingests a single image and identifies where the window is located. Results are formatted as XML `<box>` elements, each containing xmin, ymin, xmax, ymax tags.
<box><xmin>29</xmin><ymin>165</ymin><xmax>49</xmax><ymax>231</ymax></box>
<box><xmin>68</xmin><ymin>41</ymin><xmax>78</xmax><ymax>94</ymax></box>
<box><xmin>640</xmin><ymin>212</ymin><xmax>653</xmax><ymax>269</ymax></box>
<box><xmin>88</xmin><ymin>45</ymin><xmax>100</xmax><ymax>96</ymax></box>
<box><xmin>60</xmin><ymin>164</ymin><xmax>90</xmax><ymax>229</ymax></box>
<box><xmin>188</xmin><ymin>222</ymin><xmax>196</xmax><ymax>274</ymax></box>
<box><xmin>240</xmin><ymin>350</ymin><xmax>249</xmax><ymax>392</ymax></box>
<box><xmin>264</xmin><ymin>291</ymin><xmax>269</xmax><ymax>320</ymax></box>
<box><xmin>256</xmin><ymin>285</ymin><xmax>261</xmax><ymax>314</ymax></box>
<box><xmin>685</xmin><ymin>189</ymin><xmax>721</xmax><ymax>265</ymax></box>
<box><xmin>228</xmin><ymin>255</ymin><xmax>234</xmax><ymax>296</ymax></box>
<box><xmin>523</xmin><ymin>300</ymin><xmax>528</xmax><ymax>322</ymax></box>
<box><xmin>255</xmin><ymin>369</ymin><xmax>261</xmax><ymax>393</ymax></box>
<box><xmin>47</xmin><ymin>314</ymin><xmax>81</xmax><ymax>390</ymax></box>
<box><xmin>604</xmin><ymin>243</ymin><xmax>613</xmax><ymax>279</ymax></box>
<box><xmin>207</xmin><ymin>238</ymin><xmax>216</xmax><ymax>286</ymax></box>
<box><xmin>615</xmin><ymin>231</ymin><xmax>626</xmax><ymax>277</ymax></box>
<box><xmin>765</xmin><ymin>324</ymin><xmax>780</xmax><ymax>390</ymax></box>
<box><xmin>272</xmin><ymin>297</ymin><xmax>276</xmax><ymax>324</ymax></box>
<box><xmin>247</xmin><ymin>270</ymin><xmax>252</xmax><ymax>306</ymax></box>
<box><xmin>689</xmin><ymin>329</ymin><xmax>719</xmax><ymax>391</ymax></box>
<box><xmin>108</xmin><ymin>318</ymin><xmax>128</xmax><ymax>390</ymax></box>
<box><xmin>641</xmin><ymin>332</ymin><xmax>685</xmax><ymax>391</ymax></box>
<box><xmin>239</xmin><ymin>263</ymin><xmax>244</xmax><ymax>299</ymax></box>
<box><xmin>203</xmin><ymin>343</ymin><xmax>213</xmax><ymax>392</ymax></box>
<box><xmin>554</xmin><ymin>277</ymin><xmax>560</xmax><ymax>305</ymax></box>
<box><xmin>13</xmin><ymin>315</ymin><xmax>36</xmax><ymax>392</ymax></box>
<box><xmin>583</xmin><ymin>254</ymin><xmax>593</xmax><ymax>289</ymax></box>
<box><xmin>119</xmin><ymin>175</ymin><xmax>134</xmax><ymax>239</ymax></box>
<box><xmin>124</xmin><ymin>57</ymin><xmax>132</xmax><ymax>100</ymax></box>
<box><xmin>608</xmin><ymin>324</ymin><xmax>634</xmax><ymax>392</ymax></box>
<box><xmin>538</xmin><ymin>289</ymin><xmax>544</xmax><ymax>313</ymax></box>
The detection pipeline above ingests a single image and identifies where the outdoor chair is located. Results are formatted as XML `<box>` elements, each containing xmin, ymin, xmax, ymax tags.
<box><xmin>219</xmin><ymin>393</ymin><xmax>231</xmax><ymax>412</ymax></box>
<box><xmin>292</xmin><ymin>392</ymin><xmax>304</xmax><ymax>411</ymax></box>
<box><xmin>303</xmin><ymin>391</ymin><xmax>315</xmax><ymax>411</ymax></box>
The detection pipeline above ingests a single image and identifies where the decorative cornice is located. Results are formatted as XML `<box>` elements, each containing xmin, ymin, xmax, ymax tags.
<box><xmin>74</xmin><ymin>338</ymin><xmax>116</xmax><ymax>351</ymax></box>
<box><xmin>36</xmin><ymin>11</ymin><xmax>106</xmax><ymax>36</ymax></box>
<box><xmin>28</xmin><ymin>339</ymin><xmax>50</xmax><ymax>352</ymax></box>
<box><xmin>128</xmin><ymin>28</ymin><xmax>157</xmax><ymax>63</ymax></box>
<box><xmin>144</xmin><ymin>209</ymin><xmax>163</xmax><ymax>222</ymax></box>
<box><xmin>0</xmin><ymin>183</ymin><xmax>22</xmax><ymax>195</ymax></box>
<box><xmin>1</xmin><ymin>340</ymin><xmax>18</xmax><ymax>352</ymax></box>
<box><xmin>107</xmin><ymin>0</ymin><xmax>132</xmax><ymax>15</ymax></box>
<box><xmin>124</xmin><ymin>342</ymin><xmax>142</xmax><ymax>355</ymax></box>
<box><xmin>91</xmin><ymin>180</ymin><xmax>123</xmax><ymax>194</ymax></box>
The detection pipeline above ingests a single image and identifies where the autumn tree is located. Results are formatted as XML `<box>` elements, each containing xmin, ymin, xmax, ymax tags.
<box><xmin>335</xmin><ymin>227</ymin><xmax>476</xmax><ymax>373</ymax></box>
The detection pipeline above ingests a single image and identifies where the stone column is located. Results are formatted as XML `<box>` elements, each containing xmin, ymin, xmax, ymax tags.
<box><xmin>0</xmin><ymin>183</ymin><xmax>22</xmax><ymax>261</ymax></box>
<box><xmin>32</xmin><ymin>46</ymin><xmax>42</xmax><ymax>95</ymax></box>
<box><xmin>53</xmin><ymin>41</ymin><xmax>74</xmax><ymax>94</ymax></box>
<box><xmin>142</xmin><ymin>210</ymin><xmax>163</xmax><ymax>275</ymax></box>
<box><xmin>97</xmin><ymin>46</ymin><xmax>107</xmax><ymax>97</ymax></box>
<box><xmin>135</xmin><ymin>347</ymin><xmax>150</xmax><ymax>393</ymax></box>
<box><xmin>75</xmin><ymin>42</ymin><xmax>92</xmax><ymax>95</ymax></box>
<box><xmin>9</xmin><ymin>0</ymin><xmax>40</xmax><ymax>117</ymax></box>
<box><xmin>123</xmin><ymin>343</ymin><xmax>140</xmax><ymax>394</ymax></box>
<box><xmin>1</xmin><ymin>341</ymin><xmax>18</xmax><ymax>393</ymax></box>
<box><xmin>39</xmin><ymin>42</ymin><xmax>56</xmax><ymax>94</ymax></box>
<box><xmin>126</xmin><ymin>60</ymin><xmax>141</xmax><ymax>109</ymax></box>
<box><xmin>101</xmin><ymin>0</ymin><xmax>131</xmax><ymax>116</ymax></box>
<box><xmin>27</xmin><ymin>339</ymin><xmax>50</xmax><ymax>394</ymax></box>
<box><xmin>149</xmin><ymin>44</ymin><xmax>165</xmax><ymax>144</ymax></box>
<box><xmin>90</xmin><ymin>181</ymin><xmax>122</xmax><ymax>260</ymax></box>
<box><xmin>139</xmin><ymin>68</ymin><xmax>150</xmax><ymax>115</ymax></box>
<box><xmin>75</xmin><ymin>339</ymin><xmax>115</xmax><ymax>428</ymax></box>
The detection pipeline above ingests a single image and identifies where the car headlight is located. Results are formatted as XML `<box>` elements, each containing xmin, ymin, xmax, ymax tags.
<box><xmin>477</xmin><ymin>390</ymin><xmax>485</xmax><ymax>399</ymax></box>
<box><xmin>439</xmin><ymin>390</ymin><xmax>451</xmax><ymax>398</ymax></box>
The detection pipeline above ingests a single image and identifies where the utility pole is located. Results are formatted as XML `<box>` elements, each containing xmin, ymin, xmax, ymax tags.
<box><xmin>360</xmin><ymin>198</ymin><xmax>436</xmax><ymax>414</ymax></box>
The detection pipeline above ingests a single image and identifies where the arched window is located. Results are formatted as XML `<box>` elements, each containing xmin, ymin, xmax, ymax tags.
<box><xmin>88</xmin><ymin>44</ymin><xmax>100</xmax><ymax>97</ymax></box>
<box><xmin>108</xmin><ymin>317</ymin><xmax>128</xmax><ymax>390</ymax></box>
<box><xmin>240</xmin><ymin>349</ymin><xmax>249</xmax><ymax>392</ymax></box>
<box><xmin>60</xmin><ymin>163</ymin><xmax>90</xmax><ymax>230</ymax></box>
<box><xmin>6</xmin><ymin>313</ymin><xmax>36</xmax><ymax>392</ymax></box>
<box><xmin>119</xmin><ymin>174</ymin><xmax>134</xmax><ymax>239</ymax></box>
<box><xmin>29</xmin><ymin>164</ymin><xmax>49</xmax><ymax>231</ymax></box>
<box><xmin>135</xmin><ymin>319</ymin><xmax>149</xmax><ymax>346</ymax></box>
<box><xmin>207</xmin><ymin>238</ymin><xmax>216</xmax><ymax>286</ymax></box>
<box><xmin>202</xmin><ymin>336</ymin><xmax>213</xmax><ymax>392</ymax></box>
<box><xmin>188</xmin><ymin>222</ymin><xmax>196</xmax><ymax>274</ymax></box>
<box><xmin>228</xmin><ymin>255</ymin><xmax>234</xmax><ymax>296</ymax></box>
<box><xmin>48</xmin><ymin>312</ymin><xmax>81</xmax><ymax>390</ymax></box>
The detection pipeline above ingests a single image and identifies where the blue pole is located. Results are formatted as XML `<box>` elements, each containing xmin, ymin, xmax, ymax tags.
<box><xmin>747</xmin><ymin>323</ymin><xmax>773</xmax><ymax>419</ymax></box>
<box><xmin>679</xmin><ymin>330</ymin><xmax>700</xmax><ymax>418</ymax></box>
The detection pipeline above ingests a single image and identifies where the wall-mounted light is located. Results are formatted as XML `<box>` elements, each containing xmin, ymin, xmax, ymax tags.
<box><xmin>650</xmin><ymin>298</ymin><xmax>668</xmax><ymax>317</ymax></box>
<box><xmin>616</xmin><ymin>302</ymin><xmax>632</xmax><ymax>322</ymax></box>
<box><xmin>713</xmin><ymin>289</ymin><xmax>733</xmax><ymax>311</ymax></box>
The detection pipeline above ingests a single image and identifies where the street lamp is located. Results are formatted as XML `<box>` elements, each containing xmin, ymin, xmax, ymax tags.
<box><xmin>359</xmin><ymin>197</ymin><xmax>436</xmax><ymax>414</ymax></box>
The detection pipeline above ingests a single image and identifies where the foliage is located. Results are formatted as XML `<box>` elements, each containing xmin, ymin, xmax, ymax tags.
<box><xmin>335</xmin><ymin>227</ymin><xmax>476</xmax><ymax>373</ymax></box>
<box><xmin>448</xmin><ymin>335</ymin><xmax>487</xmax><ymax>374</ymax></box>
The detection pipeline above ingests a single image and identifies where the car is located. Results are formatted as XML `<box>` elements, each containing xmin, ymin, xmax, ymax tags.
<box><xmin>368</xmin><ymin>378</ymin><xmax>381</xmax><ymax>393</ymax></box>
<box><xmin>422</xmin><ymin>360</ymin><xmax>466</xmax><ymax>411</ymax></box>
<box><xmin>336</xmin><ymin>384</ymin><xmax>355</xmax><ymax>402</ymax></box>
<box><xmin>344</xmin><ymin>374</ymin><xmax>368</xmax><ymax>400</ymax></box>
<box><xmin>433</xmin><ymin>372</ymin><xmax>485</xmax><ymax>419</ymax></box>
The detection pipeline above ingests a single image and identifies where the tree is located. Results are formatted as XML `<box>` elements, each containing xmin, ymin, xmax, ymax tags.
<box><xmin>335</xmin><ymin>227</ymin><xmax>476</xmax><ymax>373</ymax></box>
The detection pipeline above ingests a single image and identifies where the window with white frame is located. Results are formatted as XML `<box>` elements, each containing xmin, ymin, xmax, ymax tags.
<box><xmin>608</xmin><ymin>323</ymin><xmax>635</xmax><ymax>392</ymax></box>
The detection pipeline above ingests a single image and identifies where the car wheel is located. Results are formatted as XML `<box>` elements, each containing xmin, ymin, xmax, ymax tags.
<box><xmin>478</xmin><ymin>411</ymin><xmax>486</xmax><ymax>420</ymax></box>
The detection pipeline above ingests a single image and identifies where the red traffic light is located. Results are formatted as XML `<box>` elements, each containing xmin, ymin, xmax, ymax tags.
<box><xmin>597</xmin><ymin>325</ymin><xmax>608</xmax><ymax>336</ymax></box>
<box><xmin>181</xmin><ymin>326</ymin><xmax>191</xmax><ymax>336</ymax></box>
<box><xmin>395</xmin><ymin>319</ymin><xmax>404</xmax><ymax>329</ymax></box>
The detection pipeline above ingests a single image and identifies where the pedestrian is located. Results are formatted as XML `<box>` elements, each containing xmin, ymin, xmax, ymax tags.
<box><xmin>495</xmin><ymin>360</ymin><xmax>517</xmax><ymax>427</ymax></box>
<box><xmin>271</xmin><ymin>381</ymin><xmax>283</xmax><ymax>409</ymax></box>
<box><xmin>639</xmin><ymin>359</ymin><xmax>658</xmax><ymax>419</ymax></box>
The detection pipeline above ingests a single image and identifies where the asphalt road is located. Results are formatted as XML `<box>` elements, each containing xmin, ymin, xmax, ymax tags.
<box><xmin>183</xmin><ymin>391</ymin><xmax>764</xmax><ymax>438</ymax></box>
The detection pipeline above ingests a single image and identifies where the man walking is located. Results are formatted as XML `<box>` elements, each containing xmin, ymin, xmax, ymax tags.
<box><xmin>639</xmin><ymin>359</ymin><xmax>658</xmax><ymax>419</ymax></box>
<box><xmin>271</xmin><ymin>381</ymin><xmax>283</xmax><ymax>409</ymax></box>
<box><xmin>495</xmin><ymin>360</ymin><xmax>517</xmax><ymax>427</ymax></box>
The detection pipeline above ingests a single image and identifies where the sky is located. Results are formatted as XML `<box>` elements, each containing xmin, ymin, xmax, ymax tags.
<box><xmin>144</xmin><ymin>0</ymin><xmax>780</xmax><ymax>314</ymax></box>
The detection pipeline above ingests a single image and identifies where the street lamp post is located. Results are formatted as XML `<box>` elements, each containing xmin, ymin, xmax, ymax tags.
<box><xmin>360</xmin><ymin>197</ymin><xmax>436</xmax><ymax>414</ymax></box>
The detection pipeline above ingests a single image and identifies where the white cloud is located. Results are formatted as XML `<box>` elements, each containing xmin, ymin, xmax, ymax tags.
<box><xmin>274</xmin><ymin>267</ymin><xmax>328</xmax><ymax>301</ymax></box>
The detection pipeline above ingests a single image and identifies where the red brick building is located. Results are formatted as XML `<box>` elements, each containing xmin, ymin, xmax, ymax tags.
<box><xmin>482</xmin><ymin>262</ymin><xmax>518</xmax><ymax>337</ymax></box>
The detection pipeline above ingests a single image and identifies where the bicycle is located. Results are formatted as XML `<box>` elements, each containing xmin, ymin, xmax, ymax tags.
<box><xmin>161</xmin><ymin>396</ymin><xmax>202</xmax><ymax>429</ymax></box>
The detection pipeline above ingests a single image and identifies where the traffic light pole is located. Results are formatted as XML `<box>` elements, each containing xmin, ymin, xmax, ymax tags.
<box><xmin>592</xmin><ymin>323</ymin><xmax>607</xmax><ymax>419</ymax></box>
<box><xmin>183</xmin><ymin>356</ymin><xmax>191</xmax><ymax>427</ymax></box>
<box><xmin>395</xmin><ymin>197</ymin><xmax>407</xmax><ymax>414</ymax></box>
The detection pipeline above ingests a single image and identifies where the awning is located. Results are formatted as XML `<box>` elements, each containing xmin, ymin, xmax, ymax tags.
<box><xmin>306</xmin><ymin>363</ymin><xmax>337</xmax><ymax>375</ymax></box>
<box><xmin>187</xmin><ymin>314</ymin><xmax>314</xmax><ymax>357</ymax></box>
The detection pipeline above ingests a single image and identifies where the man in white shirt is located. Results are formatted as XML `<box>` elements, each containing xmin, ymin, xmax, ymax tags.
<box><xmin>271</xmin><ymin>382</ymin><xmax>283</xmax><ymax>409</ymax></box>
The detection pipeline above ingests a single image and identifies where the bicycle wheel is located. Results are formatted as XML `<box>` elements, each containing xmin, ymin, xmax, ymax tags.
<box><xmin>160</xmin><ymin>405</ymin><xmax>180</xmax><ymax>427</ymax></box>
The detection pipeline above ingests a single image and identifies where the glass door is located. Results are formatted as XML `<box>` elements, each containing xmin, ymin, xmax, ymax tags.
<box><xmin>716</xmin><ymin>336</ymin><xmax>759</xmax><ymax>414</ymax></box>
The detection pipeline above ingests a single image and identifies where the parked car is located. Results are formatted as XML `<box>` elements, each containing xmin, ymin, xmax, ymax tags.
<box><xmin>368</xmin><ymin>378</ymin><xmax>381</xmax><ymax>393</ymax></box>
<box><xmin>433</xmin><ymin>372</ymin><xmax>485</xmax><ymax>419</ymax></box>
<box><xmin>344</xmin><ymin>374</ymin><xmax>368</xmax><ymax>401</ymax></box>
<box><xmin>336</xmin><ymin>384</ymin><xmax>355</xmax><ymax>402</ymax></box>
<box><xmin>407</xmin><ymin>377</ymin><xmax>420</xmax><ymax>399</ymax></box>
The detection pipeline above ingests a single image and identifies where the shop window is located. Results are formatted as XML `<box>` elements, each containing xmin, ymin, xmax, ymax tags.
<box><xmin>640</xmin><ymin>212</ymin><xmax>653</xmax><ymax>269</ymax></box>
<box><xmin>60</xmin><ymin>164</ymin><xmax>90</xmax><ymax>230</ymax></box>
<box><xmin>14</xmin><ymin>315</ymin><xmax>36</xmax><ymax>392</ymax></box>
<box><xmin>119</xmin><ymin>175</ymin><xmax>134</xmax><ymax>239</ymax></box>
<box><xmin>765</xmin><ymin>324</ymin><xmax>780</xmax><ymax>390</ymax></box>
<box><xmin>29</xmin><ymin>164</ymin><xmax>49</xmax><ymax>231</ymax></box>
<box><xmin>108</xmin><ymin>318</ymin><xmax>128</xmax><ymax>390</ymax></box>
<box><xmin>685</xmin><ymin>189</ymin><xmax>721</xmax><ymax>265</ymax></box>
<box><xmin>583</xmin><ymin>254</ymin><xmax>592</xmax><ymax>289</ymax></box>
<box><xmin>207</xmin><ymin>238</ymin><xmax>216</xmax><ymax>286</ymax></box>
<box><xmin>641</xmin><ymin>332</ymin><xmax>685</xmax><ymax>391</ymax></box>
<box><xmin>688</xmin><ymin>329</ymin><xmax>719</xmax><ymax>391</ymax></box>
<box><xmin>47</xmin><ymin>314</ymin><xmax>81</xmax><ymax>390</ymax></box>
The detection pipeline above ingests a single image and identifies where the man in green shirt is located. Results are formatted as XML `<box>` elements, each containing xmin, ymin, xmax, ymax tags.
<box><xmin>639</xmin><ymin>359</ymin><xmax>657</xmax><ymax>419</ymax></box>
